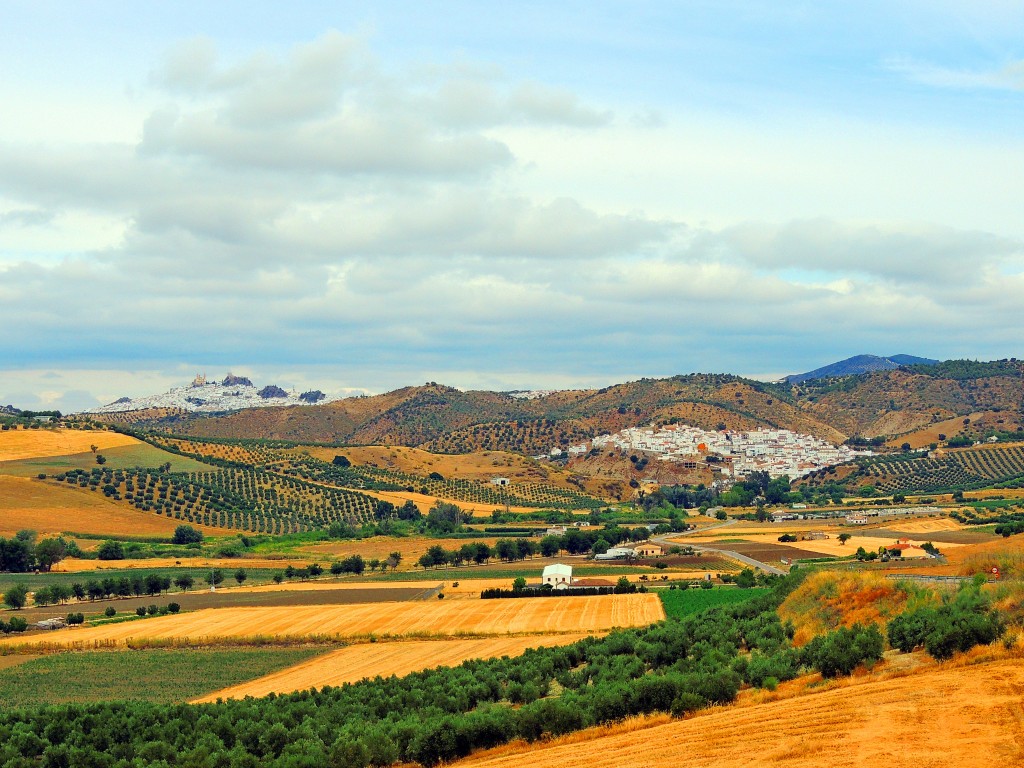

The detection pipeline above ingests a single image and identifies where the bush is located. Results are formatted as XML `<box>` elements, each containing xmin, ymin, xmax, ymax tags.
<box><xmin>171</xmin><ymin>525</ymin><xmax>204</xmax><ymax>545</ymax></box>
<box><xmin>889</xmin><ymin>585</ymin><xmax>1004</xmax><ymax>660</ymax></box>
<box><xmin>104</xmin><ymin>607</ymin><xmax>116</xmax><ymax>618</ymax></box>
<box><xmin>66</xmin><ymin>613</ymin><xmax>85</xmax><ymax>625</ymax></box>
<box><xmin>168</xmin><ymin>602</ymin><xmax>180</xmax><ymax>613</ymax></box>
<box><xmin>801</xmin><ymin>623</ymin><xmax>884</xmax><ymax>677</ymax></box>
<box><xmin>136</xmin><ymin>607</ymin><xmax>147</xmax><ymax>617</ymax></box>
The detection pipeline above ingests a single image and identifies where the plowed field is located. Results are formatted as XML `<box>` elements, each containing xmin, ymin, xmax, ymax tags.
<box><xmin>0</xmin><ymin>429</ymin><xmax>139</xmax><ymax>461</ymax></box>
<box><xmin>193</xmin><ymin>635</ymin><xmax>590</xmax><ymax>702</ymax></box>
<box><xmin>457</xmin><ymin>658</ymin><xmax>1024</xmax><ymax>768</ymax></box>
<box><xmin>0</xmin><ymin>593</ymin><xmax>663</xmax><ymax>650</ymax></box>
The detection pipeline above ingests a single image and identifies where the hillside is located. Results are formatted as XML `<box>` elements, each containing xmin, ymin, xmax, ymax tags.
<box><xmin>85</xmin><ymin>362</ymin><xmax>1024</xmax><ymax>455</ymax></box>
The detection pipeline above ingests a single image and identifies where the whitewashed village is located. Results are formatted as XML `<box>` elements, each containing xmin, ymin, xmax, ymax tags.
<box><xmin>552</xmin><ymin>424</ymin><xmax>871</xmax><ymax>480</ymax></box>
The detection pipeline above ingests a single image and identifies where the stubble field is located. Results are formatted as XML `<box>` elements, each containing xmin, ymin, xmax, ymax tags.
<box><xmin>456</xmin><ymin>657</ymin><xmax>1024</xmax><ymax>768</ymax></box>
<box><xmin>1</xmin><ymin>593</ymin><xmax>664</xmax><ymax>650</ymax></box>
<box><xmin>193</xmin><ymin>634</ymin><xmax>590</xmax><ymax>702</ymax></box>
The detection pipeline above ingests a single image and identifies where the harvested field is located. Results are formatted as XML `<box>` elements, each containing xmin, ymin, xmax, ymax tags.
<box><xmin>0</xmin><ymin>594</ymin><xmax>663</xmax><ymax>650</ymax></box>
<box><xmin>0</xmin><ymin>429</ymin><xmax>139</xmax><ymax>462</ymax></box>
<box><xmin>884</xmin><ymin>517</ymin><xmax>965</xmax><ymax>534</ymax></box>
<box><xmin>0</xmin><ymin>476</ymin><xmax>196</xmax><ymax>537</ymax></box>
<box><xmin>868</xmin><ymin>527</ymin><xmax>994</xmax><ymax>545</ymax></box>
<box><xmin>193</xmin><ymin>635</ymin><xmax>589</xmax><ymax>702</ymax></box>
<box><xmin>50</xmin><ymin>556</ymin><xmax>317</xmax><ymax>573</ymax></box>
<box><xmin>0</xmin><ymin>655</ymin><xmax>37</xmax><ymax>671</ymax></box>
<box><xmin>716</xmin><ymin>541</ymin><xmax>824</xmax><ymax>562</ymax></box>
<box><xmin>456</xmin><ymin>658</ymin><xmax>1024</xmax><ymax>768</ymax></box>
<box><xmin>731</xmin><ymin>533</ymin><xmax>964</xmax><ymax>558</ymax></box>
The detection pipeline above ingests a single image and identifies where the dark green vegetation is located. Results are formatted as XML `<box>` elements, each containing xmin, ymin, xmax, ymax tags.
<box><xmin>887</xmin><ymin>578</ymin><xmax>1005</xmax><ymax>660</ymax></box>
<box><xmin>0</xmin><ymin>648</ymin><xmax>322</xmax><ymax>707</ymax></box>
<box><xmin>0</xmin><ymin>531</ymin><xmax>80</xmax><ymax>574</ymax></box>
<box><xmin>657</xmin><ymin>586</ymin><xmax>771</xmax><ymax>619</ymax></box>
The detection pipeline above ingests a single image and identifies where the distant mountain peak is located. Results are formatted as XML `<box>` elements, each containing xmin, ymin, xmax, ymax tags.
<box><xmin>786</xmin><ymin>354</ymin><xmax>938</xmax><ymax>383</ymax></box>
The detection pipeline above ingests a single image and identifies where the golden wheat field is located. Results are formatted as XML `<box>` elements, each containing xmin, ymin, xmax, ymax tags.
<box><xmin>0</xmin><ymin>429</ymin><xmax>139</xmax><ymax>462</ymax></box>
<box><xmin>192</xmin><ymin>634</ymin><xmax>591</xmax><ymax>702</ymax></box>
<box><xmin>0</xmin><ymin>476</ymin><xmax>188</xmax><ymax>537</ymax></box>
<box><xmin>456</xmin><ymin>657</ymin><xmax>1024</xmax><ymax>768</ymax></box>
<box><xmin>0</xmin><ymin>594</ymin><xmax>663</xmax><ymax>650</ymax></box>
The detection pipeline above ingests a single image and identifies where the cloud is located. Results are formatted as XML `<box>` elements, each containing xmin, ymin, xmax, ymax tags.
<box><xmin>886</xmin><ymin>56</ymin><xmax>1024</xmax><ymax>92</ymax></box>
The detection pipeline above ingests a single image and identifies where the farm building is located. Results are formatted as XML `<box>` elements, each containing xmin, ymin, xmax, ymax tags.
<box><xmin>595</xmin><ymin>546</ymin><xmax>635</xmax><ymax>561</ymax></box>
<box><xmin>633</xmin><ymin>542</ymin><xmax>663</xmax><ymax>557</ymax></box>
<box><xmin>542</xmin><ymin>564</ymin><xmax>573</xmax><ymax>589</ymax></box>
<box><xmin>845</xmin><ymin>515</ymin><xmax>869</xmax><ymax>525</ymax></box>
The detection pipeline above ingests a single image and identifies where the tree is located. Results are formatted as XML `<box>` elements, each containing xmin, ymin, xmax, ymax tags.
<box><xmin>3</xmin><ymin>583</ymin><xmax>28</xmax><ymax>610</ymax></box>
<box><xmin>735</xmin><ymin>568</ymin><xmax>757</xmax><ymax>589</ymax></box>
<box><xmin>591</xmin><ymin>538</ymin><xmax>611</xmax><ymax>556</ymax></box>
<box><xmin>388</xmin><ymin>551</ymin><xmax>403</xmax><ymax>571</ymax></box>
<box><xmin>512</xmin><ymin>576</ymin><xmax>527</xmax><ymax>592</ymax></box>
<box><xmin>33</xmin><ymin>537</ymin><xmax>67</xmax><ymax>571</ymax></box>
<box><xmin>426</xmin><ymin>502</ymin><xmax>463</xmax><ymax>534</ymax></box>
<box><xmin>174</xmin><ymin>574</ymin><xmax>195</xmax><ymax>591</ymax></box>
<box><xmin>207</xmin><ymin>569</ymin><xmax>224</xmax><ymax>587</ymax></box>
<box><xmin>540</xmin><ymin>536</ymin><xmax>561</xmax><ymax>558</ymax></box>
<box><xmin>838</xmin><ymin>533</ymin><xmax>852</xmax><ymax>546</ymax></box>
<box><xmin>234</xmin><ymin>568</ymin><xmax>248</xmax><ymax>585</ymax></box>
<box><xmin>97</xmin><ymin>540</ymin><xmax>125</xmax><ymax>560</ymax></box>
<box><xmin>95</xmin><ymin>454</ymin><xmax>107</xmax><ymax>465</ymax></box>
<box><xmin>172</xmin><ymin>525</ymin><xmax>204</xmax><ymax>545</ymax></box>
<box><xmin>331</xmin><ymin>455</ymin><xmax>351</xmax><ymax>468</ymax></box>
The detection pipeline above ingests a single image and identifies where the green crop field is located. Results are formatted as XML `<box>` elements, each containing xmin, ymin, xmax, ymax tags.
<box><xmin>0</xmin><ymin>647</ymin><xmax>323</xmax><ymax>706</ymax></box>
<box><xmin>657</xmin><ymin>586</ymin><xmax>770</xmax><ymax>619</ymax></box>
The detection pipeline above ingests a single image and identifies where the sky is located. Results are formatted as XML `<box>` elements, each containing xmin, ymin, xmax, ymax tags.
<box><xmin>1</xmin><ymin>1</ymin><xmax>1022</xmax><ymax>412</ymax></box>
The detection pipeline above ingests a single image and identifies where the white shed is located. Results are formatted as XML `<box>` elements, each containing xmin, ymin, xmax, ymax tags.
<box><xmin>542</xmin><ymin>563</ymin><xmax>573</xmax><ymax>589</ymax></box>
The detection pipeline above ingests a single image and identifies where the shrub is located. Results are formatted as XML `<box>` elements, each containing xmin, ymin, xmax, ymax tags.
<box><xmin>104</xmin><ymin>607</ymin><xmax>116</xmax><ymax>618</ymax></box>
<box><xmin>136</xmin><ymin>607</ymin><xmax>147</xmax><ymax>617</ymax></box>
<box><xmin>168</xmin><ymin>602</ymin><xmax>180</xmax><ymax>613</ymax></box>
<box><xmin>801</xmin><ymin>623</ymin><xmax>884</xmax><ymax>677</ymax></box>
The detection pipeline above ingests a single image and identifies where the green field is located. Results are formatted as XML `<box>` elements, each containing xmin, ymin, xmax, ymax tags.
<box><xmin>0</xmin><ymin>647</ymin><xmax>324</xmax><ymax>706</ymax></box>
<box><xmin>0</xmin><ymin>443</ymin><xmax>212</xmax><ymax>478</ymax></box>
<box><xmin>657</xmin><ymin>586</ymin><xmax>770</xmax><ymax>619</ymax></box>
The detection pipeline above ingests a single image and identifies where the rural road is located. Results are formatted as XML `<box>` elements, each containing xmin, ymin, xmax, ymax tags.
<box><xmin>653</xmin><ymin>519</ymin><xmax>788</xmax><ymax>576</ymax></box>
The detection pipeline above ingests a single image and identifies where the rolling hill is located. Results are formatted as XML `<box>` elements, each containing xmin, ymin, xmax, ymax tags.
<box><xmin>785</xmin><ymin>353</ymin><xmax>938</xmax><ymax>383</ymax></box>
<box><xmin>83</xmin><ymin>361</ymin><xmax>1024</xmax><ymax>454</ymax></box>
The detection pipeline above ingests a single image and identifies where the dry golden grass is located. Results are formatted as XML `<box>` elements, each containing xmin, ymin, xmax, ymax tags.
<box><xmin>884</xmin><ymin>517</ymin><xmax>966</xmax><ymax>534</ymax></box>
<box><xmin>779</xmin><ymin>571</ymin><xmax>914</xmax><ymax>645</ymax></box>
<box><xmin>0</xmin><ymin>429</ymin><xmax>139</xmax><ymax>462</ymax></box>
<box><xmin>0</xmin><ymin>476</ymin><xmax>189</xmax><ymax>537</ymax></box>
<box><xmin>192</xmin><ymin>634</ymin><xmax>590</xmax><ymax>702</ymax></box>
<box><xmin>457</xmin><ymin>657</ymin><xmax>1024</xmax><ymax>768</ymax></box>
<box><xmin>0</xmin><ymin>593</ymin><xmax>663</xmax><ymax>650</ymax></box>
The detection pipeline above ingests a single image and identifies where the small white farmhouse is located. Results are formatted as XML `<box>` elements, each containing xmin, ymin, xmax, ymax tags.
<box><xmin>542</xmin><ymin>563</ymin><xmax>573</xmax><ymax>589</ymax></box>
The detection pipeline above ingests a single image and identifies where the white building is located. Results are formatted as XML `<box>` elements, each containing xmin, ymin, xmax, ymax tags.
<box><xmin>542</xmin><ymin>563</ymin><xmax>573</xmax><ymax>589</ymax></box>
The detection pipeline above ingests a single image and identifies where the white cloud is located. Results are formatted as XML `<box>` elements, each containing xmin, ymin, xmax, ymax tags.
<box><xmin>887</xmin><ymin>56</ymin><xmax>1024</xmax><ymax>92</ymax></box>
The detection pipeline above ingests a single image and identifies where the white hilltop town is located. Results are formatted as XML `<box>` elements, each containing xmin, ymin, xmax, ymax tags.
<box><xmin>552</xmin><ymin>424</ymin><xmax>871</xmax><ymax>480</ymax></box>
<box><xmin>84</xmin><ymin>373</ymin><xmax>342</xmax><ymax>415</ymax></box>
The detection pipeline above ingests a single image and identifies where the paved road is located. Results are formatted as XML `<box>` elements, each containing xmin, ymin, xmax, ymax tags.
<box><xmin>653</xmin><ymin>519</ymin><xmax>787</xmax><ymax>576</ymax></box>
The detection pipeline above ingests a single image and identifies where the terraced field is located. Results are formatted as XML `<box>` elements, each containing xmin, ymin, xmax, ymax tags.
<box><xmin>193</xmin><ymin>635</ymin><xmax>590</xmax><ymax>702</ymax></box>
<box><xmin>0</xmin><ymin>593</ymin><xmax>664</xmax><ymax>650</ymax></box>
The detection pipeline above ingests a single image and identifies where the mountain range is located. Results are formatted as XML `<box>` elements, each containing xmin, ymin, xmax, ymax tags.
<box><xmin>84</xmin><ymin>358</ymin><xmax>1024</xmax><ymax>452</ymax></box>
